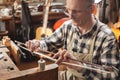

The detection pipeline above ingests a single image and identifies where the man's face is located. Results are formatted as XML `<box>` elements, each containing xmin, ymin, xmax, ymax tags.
<box><xmin>66</xmin><ymin>0</ymin><xmax>92</xmax><ymax>26</ymax></box>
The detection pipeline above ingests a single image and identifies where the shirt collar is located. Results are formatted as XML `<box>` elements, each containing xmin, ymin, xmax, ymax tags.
<box><xmin>74</xmin><ymin>20</ymin><xmax>98</xmax><ymax>38</ymax></box>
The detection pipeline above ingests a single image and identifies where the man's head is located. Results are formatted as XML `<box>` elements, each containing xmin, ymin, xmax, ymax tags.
<box><xmin>66</xmin><ymin>0</ymin><xmax>95</xmax><ymax>26</ymax></box>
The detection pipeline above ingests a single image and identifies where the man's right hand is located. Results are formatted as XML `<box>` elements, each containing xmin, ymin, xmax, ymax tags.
<box><xmin>53</xmin><ymin>49</ymin><xmax>83</xmax><ymax>71</ymax></box>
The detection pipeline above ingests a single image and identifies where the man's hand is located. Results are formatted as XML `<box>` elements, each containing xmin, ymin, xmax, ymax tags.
<box><xmin>53</xmin><ymin>49</ymin><xmax>83</xmax><ymax>71</ymax></box>
<box><xmin>25</xmin><ymin>39</ymin><xmax>40</xmax><ymax>52</ymax></box>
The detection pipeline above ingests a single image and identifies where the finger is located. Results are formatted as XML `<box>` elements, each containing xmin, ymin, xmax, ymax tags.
<box><xmin>53</xmin><ymin>52</ymin><xmax>60</xmax><ymax>59</ymax></box>
<box><xmin>30</xmin><ymin>42</ymin><xmax>36</xmax><ymax>52</ymax></box>
<box><xmin>56</xmin><ymin>50</ymin><xmax>66</xmax><ymax>64</ymax></box>
<box><xmin>34</xmin><ymin>47</ymin><xmax>41</xmax><ymax>52</ymax></box>
<box><xmin>63</xmin><ymin>51</ymin><xmax>70</xmax><ymax>61</ymax></box>
<box><xmin>59</xmin><ymin>49</ymin><xmax>66</xmax><ymax>57</ymax></box>
<box><xmin>56</xmin><ymin>56</ymin><xmax>63</xmax><ymax>64</ymax></box>
<box><xmin>25</xmin><ymin>41</ymin><xmax>30</xmax><ymax>48</ymax></box>
<box><xmin>27</xmin><ymin>40</ymin><xmax>34</xmax><ymax>52</ymax></box>
<box><xmin>53</xmin><ymin>49</ymin><xmax>64</xmax><ymax>59</ymax></box>
<box><xmin>25</xmin><ymin>41</ymin><xmax>29</xmax><ymax>47</ymax></box>
<box><xmin>27</xmin><ymin>40</ymin><xmax>32</xmax><ymax>49</ymax></box>
<box><xmin>34</xmin><ymin>40</ymin><xmax>40</xmax><ymax>49</ymax></box>
<box><xmin>60</xmin><ymin>49</ymin><xmax>68</xmax><ymax>60</ymax></box>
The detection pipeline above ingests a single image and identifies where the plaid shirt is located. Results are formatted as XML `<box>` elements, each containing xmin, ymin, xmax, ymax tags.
<box><xmin>39</xmin><ymin>19</ymin><xmax>120</xmax><ymax>80</ymax></box>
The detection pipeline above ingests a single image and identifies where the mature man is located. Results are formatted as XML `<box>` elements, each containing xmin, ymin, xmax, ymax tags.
<box><xmin>26</xmin><ymin>0</ymin><xmax>120</xmax><ymax>80</ymax></box>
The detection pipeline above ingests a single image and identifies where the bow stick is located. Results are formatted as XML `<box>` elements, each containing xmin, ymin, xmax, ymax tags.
<box><xmin>15</xmin><ymin>40</ymin><xmax>113</xmax><ymax>74</ymax></box>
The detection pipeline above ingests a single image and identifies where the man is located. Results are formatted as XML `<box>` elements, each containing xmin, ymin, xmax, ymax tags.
<box><xmin>26</xmin><ymin>0</ymin><xmax>120</xmax><ymax>80</ymax></box>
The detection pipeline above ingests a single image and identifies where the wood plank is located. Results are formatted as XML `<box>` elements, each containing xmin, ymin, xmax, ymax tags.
<box><xmin>0</xmin><ymin>63</ymin><xmax>58</xmax><ymax>80</ymax></box>
<box><xmin>9</xmin><ymin>40</ymin><xmax>21</xmax><ymax>64</ymax></box>
<box><xmin>0</xmin><ymin>48</ymin><xmax>19</xmax><ymax>76</ymax></box>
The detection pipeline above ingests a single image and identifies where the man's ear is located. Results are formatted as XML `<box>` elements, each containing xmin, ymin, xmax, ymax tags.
<box><xmin>92</xmin><ymin>4</ymin><xmax>97</xmax><ymax>15</ymax></box>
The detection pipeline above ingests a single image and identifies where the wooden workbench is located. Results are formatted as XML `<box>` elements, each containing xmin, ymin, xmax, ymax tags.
<box><xmin>0</xmin><ymin>47</ymin><xmax>19</xmax><ymax>72</ymax></box>
<box><xmin>0</xmin><ymin>46</ymin><xmax>58</xmax><ymax>80</ymax></box>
